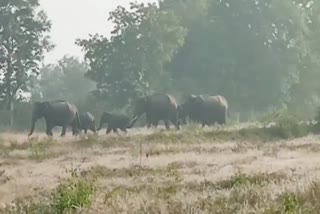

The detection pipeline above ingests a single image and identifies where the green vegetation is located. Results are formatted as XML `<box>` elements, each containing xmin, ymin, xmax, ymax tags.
<box><xmin>51</xmin><ymin>166</ymin><xmax>96</xmax><ymax>213</ymax></box>
<box><xmin>0</xmin><ymin>166</ymin><xmax>96</xmax><ymax>214</ymax></box>
<box><xmin>1</xmin><ymin>130</ymin><xmax>320</xmax><ymax>213</ymax></box>
<box><xmin>1</xmin><ymin>0</ymin><xmax>320</xmax><ymax>129</ymax></box>
<box><xmin>2</xmin><ymin>0</ymin><xmax>320</xmax><ymax>212</ymax></box>
<box><xmin>0</xmin><ymin>0</ymin><xmax>53</xmax><ymax>123</ymax></box>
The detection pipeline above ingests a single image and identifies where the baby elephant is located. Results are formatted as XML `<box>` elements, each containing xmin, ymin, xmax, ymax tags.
<box><xmin>79</xmin><ymin>112</ymin><xmax>97</xmax><ymax>134</ymax></box>
<box><xmin>97</xmin><ymin>112</ymin><xmax>136</xmax><ymax>134</ymax></box>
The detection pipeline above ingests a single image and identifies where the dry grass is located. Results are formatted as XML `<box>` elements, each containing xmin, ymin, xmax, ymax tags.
<box><xmin>0</xmin><ymin>124</ymin><xmax>320</xmax><ymax>213</ymax></box>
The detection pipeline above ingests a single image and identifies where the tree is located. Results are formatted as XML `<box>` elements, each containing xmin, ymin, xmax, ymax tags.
<box><xmin>77</xmin><ymin>0</ymin><xmax>320</xmax><ymax>118</ymax></box>
<box><xmin>31</xmin><ymin>56</ymin><xmax>95</xmax><ymax>103</ymax></box>
<box><xmin>0</xmin><ymin>0</ymin><xmax>53</xmax><ymax>114</ymax></box>
<box><xmin>286</xmin><ymin>1</ymin><xmax>320</xmax><ymax>117</ymax></box>
<box><xmin>166</xmin><ymin>0</ymin><xmax>313</xmax><ymax>114</ymax></box>
<box><xmin>76</xmin><ymin>2</ymin><xmax>186</xmax><ymax>107</ymax></box>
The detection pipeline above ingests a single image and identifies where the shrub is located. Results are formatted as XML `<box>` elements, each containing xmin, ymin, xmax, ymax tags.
<box><xmin>260</xmin><ymin>109</ymin><xmax>309</xmax><ymax>139</ymax></box>
<box><xmin>51</xmin><ymin>166</ymin><xmax>96</xmax><ymax>214</ymax></box>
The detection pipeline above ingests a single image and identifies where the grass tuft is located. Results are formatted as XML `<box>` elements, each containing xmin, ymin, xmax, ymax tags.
<box><xmin>51</xmin><ymin>166</ymin><xmax>96</xmax><ymax>214</ymax></box>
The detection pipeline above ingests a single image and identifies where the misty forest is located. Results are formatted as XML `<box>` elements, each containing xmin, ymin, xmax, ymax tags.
<box><xmin>3</xmin><ymin>0</ymin><xmax>320</xmax><ymax>213</ymax></box>
<box><xmin>1</xmin><ymin>0</ymin><xmax>320</xmax><ymax>130</ymax></box>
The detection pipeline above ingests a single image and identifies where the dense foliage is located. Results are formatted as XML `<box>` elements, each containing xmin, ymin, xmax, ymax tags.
<box><xmin>31</xmin><ymin>56</ymin><xmax>95</xmax><ymax>103</ymax></box>
<box><xmin>0</xmin><ymin>0</ymin><xmax>53</xmax><ymax>110</ymax></box>
<box><xmin>76</xmin><ymin>0</ymin><xmax>320</xmax><ymax>118</ymax></box>
<box><xmin>76</xmin><ymin>2</ymin><xmax>187</xmax><ymax>107</ymax></box>
<box><xmin>2</xmin><ymin>0</ymin><xmax>320</xmax><ymax>129</ymax></box>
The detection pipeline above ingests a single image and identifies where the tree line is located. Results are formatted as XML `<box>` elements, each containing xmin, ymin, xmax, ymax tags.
<box><xmin>1</xmin><ymin>0</ymin><xmax>320</xmax><ymax>129</ymax></box>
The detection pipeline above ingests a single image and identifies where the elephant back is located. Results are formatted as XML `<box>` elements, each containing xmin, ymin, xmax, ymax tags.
<box><xmin>80</xmin><ymin>112</ymin><xmax>95</xmax><ymax>123</ymax></box>
<box><xmin>182</xmin><ymin>94</ymin><xmax>228</xmax><ymax>123</ymax></box>
<box><xmin>66</xmin><ymin>103</ymin><xmax>80</xmax><ymax>115</ymax></box>
<box><xmin>206</xmin><ymin>95</ymin><xmax>228</xmax><ymax>110</ymax></box>
<box><xmin>147</xmin><ymin>93</ymin><xmax>179</xmax><ymax>111</ymax></box>
<box><xmin>47</xmin><ymin>101</ymin><xmax>79</xmax><ymax>122</ymax></box>
<box><xmin>107</xmin><ymin>113</ymin><xmax>130</xmax><ymax>126</ymax></box>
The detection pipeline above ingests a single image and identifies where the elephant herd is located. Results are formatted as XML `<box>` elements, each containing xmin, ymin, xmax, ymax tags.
<box><xmin>27</xmin><ymin>93</ymin><xmax>229</xmax><ymax>137</ymax></box>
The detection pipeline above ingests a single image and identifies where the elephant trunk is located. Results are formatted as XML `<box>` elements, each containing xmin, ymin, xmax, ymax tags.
<box><xmin>73</xmin><ymin>113</ymin><xmax>82</xmax><ymax>135</ymax></box>
<box><xmin>97</xmin><ymin>116</ymin><xmax>105</xmax><ymax>131</ymax></box>
<box><xmin>75</xmin><ymin>112</ymin><xmax>81</xmax><ymax>128</ymax></box>
<box><xmin>127</xmin><ymin>116</ymin><xmax>138</xmax><ymax>128</ymax></box>
<box><xmin>91</xmin><ymin>124</ymin><xmax>97</xmax><ymax>133</ymax></box>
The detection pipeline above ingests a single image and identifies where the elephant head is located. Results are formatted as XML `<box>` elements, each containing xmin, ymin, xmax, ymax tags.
<box><xmin>176</xmin><ymin>105</ymin><xmax>187</xmax><ymax>125</ymax></box>
<box><xmin>180</xmin><ymin>94</ymin><xmax>204</xmax><ymax>123</ymax></box>
<box><xmin>28</xmin><ymin>101</ymin><xmax>49</xmax><ymax>136</ymax></box>
<box><xmin>129</xmin><ymin>96</ymin><xmax>147</xmax><ymax>127</ymax></box>
<box><xmin>97</xmin><ymin>112</ymin><xmax>112</xmax><ymax>131</ymax></box>
<box><xmin>133</xmin><ymin>96</ymin><xmax>147</xmax><ymax>117</ymax></box>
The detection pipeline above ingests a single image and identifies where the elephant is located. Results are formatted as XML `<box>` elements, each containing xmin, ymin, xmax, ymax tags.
<box><xmin>180</xmin><ymin>94</ymin><xmax>229</xmax><ymax>127</ymax></box>
<box><xmin>79</xmin><ymin>112</ymin><xmax>97</xmax><ymax>134</ymax></box>
<box><xmin>28</xmin><ymin>100</ymin><xmax>81</xmax><ymax>137</ymax></box>
<box><xmin>130</xmin><ymin>93</ymin><xmax>181</xmax><ymax>130</ymax></box>
<box><xmin>97</xmin><ymin>112</ymin><xmax>136</xmax><ymax>134</ymax></box>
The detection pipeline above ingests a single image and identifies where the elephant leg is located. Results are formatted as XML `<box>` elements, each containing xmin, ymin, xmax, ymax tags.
<box><xmin>146</xmin><ymin>117</ymin><xmax>152</xmax><ymax>128</ymax></box>
<box><xmin>173</xmin><ymin>121</ymin><xmax>180</xmax><ymax>130</ymax></box>
<box><xmin>46</xmin><ymin>126</ymin><xmax>53</xmax><ymax>136</ymax></box>
<box><xmin>45</xmin><ymin>121</ymin><xmax>54</xmax><ymax>136</ymax></box>
<box><xmin>120</xmin><ymin>127</ymin><xmax>127</xmax><ymax>133</ymax></box>
<box><xmin>164</xmin><ymin>120</ymin><xmax>170</xmax><ymax>130</ymax></box>
<box><xmin>201</xmin><ymin>123</ymin><xmax>206</xmax><ymax>128</ymax></box>
<box><xmin>70</xmin><ymin>120</ymin><xmax>78</xmax><ymax>136</ymax></box>
<box><xmin>170</xmin><ymin>117</ymin><xmax>180</xmax><ymax>130</ymax></box>
<box><xmin>106</xmin><ymin>126</ymin><xmax>112</xmax><ymax>135</ymax></box>
<box><xmin>61</xmin><ymin>126</ymin><xmax>67</xmax><ymax>137</ymax></box>
<box><xmin>112</xmin><ymin>128</ymin><xmax>119</xmax><ymax>134</ymax></box>
<box><xmin>221</xmin><ymin>115</ymin><xmax>226</xmax><ymax>125</ymax></box>
<box><xmin>146</xmin><ymin>114</ymin><xmax>154</xmax><ymax>129</ymax></box>
<box><xmin>90</xmin><ymin>125</ymin><xmax>97</xmax><ymax>133</ymax></box>
<box><xmin>84</xmin><ymin>129</ymin><xmax>87</xmax><ymax>134</ymax></box>
<box><xmin>152</xmin><ymin>120</ymin><xmax>158</xmax><ymax>128</ymax></box>
<box><xmin>47</xmin><ymin>129</ymin><xmax>53</xmax><ymax>136</ymax></box>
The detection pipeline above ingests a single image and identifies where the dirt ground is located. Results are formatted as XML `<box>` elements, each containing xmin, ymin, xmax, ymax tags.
<box><xmin>1</xmin><ymin>126</ymin><xmax>320</xmax><ymax>213</ymax></box>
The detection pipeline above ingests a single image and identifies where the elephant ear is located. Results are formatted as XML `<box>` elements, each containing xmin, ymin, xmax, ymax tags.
<box><xmin>38</xmin><ymin>101</ymin><xmax>50</xmax><ymax>114</ymax></box>
<box><xmin>33</xmin><ymin>101</ymin><xmax>43</xmax><ymax>111</ymax></box>
<box><xmin>137</xmin><ymin>96</ymin><xmax>148</xmax><ymax>107</ymax></box>
<box><xmin>102</xmin><ymin>112</ymin><xmax>112</xmax><ymax>121</ymax></box>
<box><xmin>193</xmin><ymin>96</ymin><xmax>205</xmax><ymax>105</ymax></box>
<box><xmin>187</xmin><ymin>94</ymin><xmax>199</xmax><ymax>103</ymax></box>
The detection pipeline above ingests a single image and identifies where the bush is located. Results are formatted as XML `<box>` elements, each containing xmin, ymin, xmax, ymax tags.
<box><xmin>260</xmin><ymin>109</ymin><xmax>309</xmax><ymax>139</ymax></box>
<box><xmin>52</xmin><ymin>166</ymin><xmax>96</xmax><ymax>214</ymax></box>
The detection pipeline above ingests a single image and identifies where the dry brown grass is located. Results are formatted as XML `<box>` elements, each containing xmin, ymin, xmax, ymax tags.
<box><xmin>0</xmin><ymin>124</ymin><xmax>320</xmax><ymax>213</ymax></box>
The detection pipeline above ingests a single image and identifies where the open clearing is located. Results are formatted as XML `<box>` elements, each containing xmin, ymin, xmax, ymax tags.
<box><xmin>1</xmin><ymin>125</ymin><xmax>320</xmax><ymax>213</ymax></box>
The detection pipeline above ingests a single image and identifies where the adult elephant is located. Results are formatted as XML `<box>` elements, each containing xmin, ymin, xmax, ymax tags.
<box><xmin>28</xmin><ymin>100</ymin><xmax>81</xmax><ymax>136</ymax></box>
<box><xmin>130</xmin><ymin>93</ymin><xmax>181</xmax><ymax>130</ymax></box>
<box><xmin>79</xmin><ymin>112</ymin><xmax>97</xmax><ymax>134</ymax></box>
<box><xmin>181</xmin><ymin>94</ymin><xmax>229</xmax><ymax>127</ymax></box>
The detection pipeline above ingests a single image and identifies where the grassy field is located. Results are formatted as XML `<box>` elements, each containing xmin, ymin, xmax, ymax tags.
<box><xmin>0</xmin><ymin>123</ymin><xmax>320</xmax><ymax>213</ymax></box>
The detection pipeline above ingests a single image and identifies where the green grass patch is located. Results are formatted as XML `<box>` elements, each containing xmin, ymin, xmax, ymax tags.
<box><xmin>51</xmin><ymin>166</ymin><xmax>96</xmax><ymax>214</ymax></box>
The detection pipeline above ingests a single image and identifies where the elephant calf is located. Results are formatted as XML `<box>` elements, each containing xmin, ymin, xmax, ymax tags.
<box><xmin>79</xmin><ymin>112</ymin><xmax>97</xmax><ymax>134</ymax></box>
<box><xmin>97</xmin><ymin>112</ymin><xmax>136</xmax><ymax>134</ymax></box>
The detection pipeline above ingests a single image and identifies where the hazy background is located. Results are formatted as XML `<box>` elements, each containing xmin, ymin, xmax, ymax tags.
<box><xmin>39</xmin><ymin>0</ymin><xmax>155</xmax><ymax>64</ymax></box>
<box><xmin>1</xmin><ymin>0</ymin><xmax>320</xmax><ymax>130</ymax></box>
